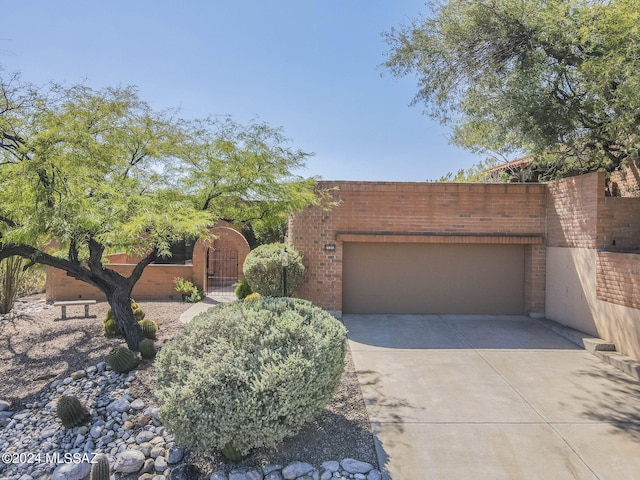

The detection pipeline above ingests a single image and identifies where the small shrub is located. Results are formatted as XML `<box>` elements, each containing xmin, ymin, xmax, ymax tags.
<box><xmin>155</xmin><ymin>297</ymin><xmax>347</xmax><ymax>460</ymax></box>
<box><xmin>174</xmin><ymin>277</ymin><xmax>204</xmax><ymax>302</ymax></box>
<box><xmin>242</xmin><ymin>243</ymin><xmax>305</xmax><ymax>297</ymax></box>
<box><xmin>244</xmin><ymin>292</ymin><xmax>261</xmax><ymax>300</ymax></box>
<box><xmin>234</xmin><ymin>279</ymin><xmax>253</xmax><ymax>299</ymax></box>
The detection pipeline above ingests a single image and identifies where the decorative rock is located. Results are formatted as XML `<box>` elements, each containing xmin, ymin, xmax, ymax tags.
<box><xmin>210</xmin><ymin>471</ymin><xmax>229</xmax><ymax>480</ymax></box>
<box><xmin>321</xmin><ymin>461</ymin><xmax>339</xmax><ymax>473</ymax></box>
<box><xmin>167</xmin><ymin>445</ymin><xmax>184</xmax><ymax>464</ymax></box>
<box><xmin>355</xmin><ymin>474</ymin><xmax>366</xmax><ymax>480</ymax></box>
<box><xmin>263</xmin><ymin>465</ymin><xmax>283</xmax><ymax>475</ymax></box>
<box><xmin>114</xmin><ymin>449</ymin><xmax>146</xmax><ymax>473</ymax></box>
<box><xmin>51</xmin><ymin>462</ymin><xmax>91</xmax><ymax>480</ymax></box>
<box><xmin>154</xmin><ymin>455</ymin><xmax>168</xmax><ymax>472</ymax></box>
<box><xmin>0</xmin><ymin>400</ymin><xmax>10</xmax><ymax>411</ymax></box>
<box><xmin>123</xmin><ymin>420</ymin><xmax>135</xmax><ymax>429</ymax></box>
<box><xmin>40</xmin><ymin>425</ymin><xmax>59</xmax><ymax>439</ymax></box>
<box><xmin>150</xmin><ymin>446</ymin><xmax>164</xmax><ymax>458</ymax></box>
<box><xmin>320</xmin><ymin>471</ymin><xmax>332</xmax><ymax>480</ymax></box>
<box><xmin>282</xmin><ymin>462</ymin><xmax>315</xmax><ymax>479</ymax></box>
<box><xmin>367</xmin><ymin>471</ymin><xmax>382</xmax><ymax>480</ymax></box>
<box><xmin>70</xmin><ymin>370</ymin><xmax>86</xmax><ymax>380</ymax></box>
<box><xmin>229</xmin><ymin>467</ymin><xmax>263</xmax><ymax>480</ymax></box>
<box><xmin>340</xmin><ymin>459</ymin><xmax>374</xmax><ymax>474</ymax></box>
<box><xmin>141</xmin><ymin>457</ymin><xmax>156</xmax><ymax>474</ymax></box>
<box><xmin>169</xmin><ymin>463</ymin><xmax>200</xmax><ymax>480</ymax></box>
<box><xmin>136</xmin><ymin>430</ymin><xmax>156</xmax><ymax>444</ymax></box>
<box><xmin>130</xmin><ymin>398</ymin><xmax>145</xmax><ymax>410</ymax></box>
<box><xmin>107</xmin><ymin>398</ymin><xmax>130</xmax><ymax>413</ymax></box>
<box><xmin>265</xmin><ymin>471</ymin><xmax>284</xmax><ymax>480</ymax></box>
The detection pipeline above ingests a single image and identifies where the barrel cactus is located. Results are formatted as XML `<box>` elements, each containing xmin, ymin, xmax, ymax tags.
<box><xmin>56</xmin><ymin>396</ymin><xmax>90</xmax><ymax>428</ymax></box>
<box><xmin>107</xmin><ymin>346</ymin><xmax>138</xmax><ymax>373</ymax></box>
<box><xmin>139</xmin><ymin>338</ymin><xmax>156</xmax><ymax>360</ymax></box>
<box><xmin>138</xmin><ymin>319</ymin><xmax>158</xmax><ymax>339</ymax></box>
<box><xmin>90</xmin><ymin>454</ymin><xmax>110</xmax><ymax>480</ymax></box>
<box><xmin>133</xmin><ymin>307</ymin><xmax>145</xmax><ymax>321</ymax></box>
<box><xmin>103</xmin><ymin>317</ymin><xmax>116</xmax><ymax>335</ymax></box>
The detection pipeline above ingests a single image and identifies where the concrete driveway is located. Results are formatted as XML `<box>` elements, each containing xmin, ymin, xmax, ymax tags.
<box><xmin>344</xmin><ymin>314</ymin><xmax>640</xmax><ymax>480</ymax></box>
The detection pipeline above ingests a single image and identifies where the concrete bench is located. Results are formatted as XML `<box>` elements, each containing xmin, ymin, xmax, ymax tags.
<box><xmin>53</xmin><ymin>300</ymin><xmax>97</xmax><ymax>320</ymax></box>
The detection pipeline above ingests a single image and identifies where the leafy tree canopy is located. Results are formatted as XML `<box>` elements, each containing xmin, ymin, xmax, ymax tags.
<box><xmin>383</xmin><ymin>0</ymin><xmax>640</xmax><ymax>179</ymax></box>
<box><xmin>0</xmin><ymin>72</ymin><xmax>319</xmax><ymax>349</ymax></box>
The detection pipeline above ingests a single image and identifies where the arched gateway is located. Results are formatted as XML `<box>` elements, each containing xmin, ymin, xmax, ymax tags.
<box><xmin>192</xmin><ymin>225</ymin><xmax>250</xmax><ymax>296</ymax></box>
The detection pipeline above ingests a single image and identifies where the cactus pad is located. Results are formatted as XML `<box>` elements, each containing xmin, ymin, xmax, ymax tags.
<box><xmin>103</xmin><ymin>317</ymin><xmax>116</xmax><ymax>335</ymax></box>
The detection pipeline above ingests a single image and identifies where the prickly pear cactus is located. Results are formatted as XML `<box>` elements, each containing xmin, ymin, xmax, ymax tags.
<box><xmin>138</xmin><ymin>319</ymin><xmax>158</xmax><ymax>339</ymax></box>
<box><xmin>107</xmin><ymin>346</ymin><xmax>138</xmax><ymax>373</ymax></box>
<box><xmin>56</xmin><ymin>396</ymin><xmax>90</xmax><ymax>428</ymax></box>
<box><xmin>90</xmin><ymin>453</ymin><xmax>110</xmax><ymax>480</ymax></box>
<box><xmin>139</xmin><ymin>338</ymin><xmax>156</xmax><ymax>360</ymax></box>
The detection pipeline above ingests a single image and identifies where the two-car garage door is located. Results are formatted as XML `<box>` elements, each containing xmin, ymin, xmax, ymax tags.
<box><xmin>342</xmin><ymin>243</ymin><xmax>525</xmax><ymax>315</ymax></box>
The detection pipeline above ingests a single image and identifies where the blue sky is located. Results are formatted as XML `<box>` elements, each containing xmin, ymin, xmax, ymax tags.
<box><xmin>0</xmin><ymin>1</ymin><xmax>486</xmax><ymax>181</ymax></box>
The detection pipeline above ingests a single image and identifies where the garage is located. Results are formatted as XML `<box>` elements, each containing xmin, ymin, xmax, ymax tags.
<box><xmin>342</xmin><ymin>242</ymin><xmax>525</xmax><ymax>314</ymax></box>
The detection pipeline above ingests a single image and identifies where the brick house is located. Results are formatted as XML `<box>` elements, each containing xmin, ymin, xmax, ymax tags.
<box><xmin>288</xmin><ymin>169</ymin><xmax>640</xmax><ymax>360</ymax></box>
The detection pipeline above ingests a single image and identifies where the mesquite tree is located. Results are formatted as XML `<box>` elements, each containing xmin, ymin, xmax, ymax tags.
<box><xmin>383</xmin><ymin>0</ymin><xmax>640</xmax><ymax>178</ymax></box>
<box><xmin>0</xmin><ymin>73</ymin><xmax>318</xmax><ymax>350</ymax></box>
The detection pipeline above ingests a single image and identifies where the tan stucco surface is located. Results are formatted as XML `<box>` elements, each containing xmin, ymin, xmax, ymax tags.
<box><xmin>546</xmin><ymin>247</ymin><xmax>640</xmax><ymax>358</ymax></box>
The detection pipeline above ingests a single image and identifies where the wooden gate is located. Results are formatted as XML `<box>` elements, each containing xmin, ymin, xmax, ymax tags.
<box><xmin>207</xmin><ymin>242</ymin><xmax>239</xmax><ymax>294</ymax></box>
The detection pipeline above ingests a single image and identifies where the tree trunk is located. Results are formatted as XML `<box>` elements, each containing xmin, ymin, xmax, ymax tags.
<box><xmin>107</xmin><ymin>289</ymin><xmax>143</xmax><ymax>352</ymax></box>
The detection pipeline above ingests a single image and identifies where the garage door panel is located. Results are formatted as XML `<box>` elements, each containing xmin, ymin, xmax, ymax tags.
<box><xmin>343</xmin><ymin>243</ymin><xmax>524</xmax><ymax>314</ymax></box>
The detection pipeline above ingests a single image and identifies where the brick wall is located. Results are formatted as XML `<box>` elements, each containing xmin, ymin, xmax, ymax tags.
<box><xmin>546</xmin><ymin>173</ymin><xmax>602</xmax><ymax>248</ymax></box>
<box><xmin>609</xmin><ymin>163</ymin><xmax>640</xmax><ymax>197</ymax></box>
<box><xmin>596</xmin><ymin>252</ymin><xmax>640</xmax><ymax>309</ymax></box>
<box><xmin>289</xmin><ymin>181</ymin><xmax>547</xmax><ymax>315</ymax></box>
<box><xmin>46</xmin><ymin>264</ymin><xmax>193</xmax><ymax>301</ymax></box>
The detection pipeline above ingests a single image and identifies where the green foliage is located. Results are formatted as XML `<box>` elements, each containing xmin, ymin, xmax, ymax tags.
<box><xmin>16</xmin><ymin>264</ymin><xmax>46</xmax><ymax>297</ymax></box>
<box><xmin>0</xmin><ymin>73</ymin><xmax>321</xmax><ymax>349</ymax></box>
<box><xmin>139</xmin><ymin>338</ymin><xmax>157</xmax><ymax>360</ymax></box>
<box><xmin>0</xmin><ymin>256</ymin><xmax>26</xmax><ymax>314</ymax></box>
<box><xmin>90</xmin><ymin>454</ymin><xmax>110</xmax><ymax>480</ymax></box>
<box><xmin>245</xmin><ymin>292</ymin><xmax>261</xmax><ymax>300</ymax></box>
<box><xmin>138</xmin><ymin>319</ymin><xmax>158</xmax><ymax>339</ymax></box>
<box><xmin>155</xmin><ymin>297</ymin><xmax>347</xmax><ymax>459</ymax></box>
<box><xmin>243</xmin><ymin>243</ymin><xmax>305</xmax><ymax>297</ymax></box>
<box><xmin>107</xmin><ymin>346</ymin><xmax>138</xmax><ymax>373</ymax></box>
<box><xmin>56</xmin><ymin>395</ymin><xmax>90</xmax><ymax>428</ymax></box>
<box><xmin>383</xmin><ymin>0</ymin><xmax>640</xmax><ymax>178</ymax></box>
<box><xmin>173</xmin><ymin>277</ymin><xmax>204</xmax><ymax>302</ymax></box>
<box><xmin>234</xmin><ymin>279</ymin><xmax>253</xmax><ymax>299</ymax></box>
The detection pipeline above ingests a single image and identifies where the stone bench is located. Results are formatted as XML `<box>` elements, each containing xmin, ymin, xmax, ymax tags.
<box><xmin>53</xmin><ymin>300</ymin><xmax>97</xmax><ymax>320</ymax></box>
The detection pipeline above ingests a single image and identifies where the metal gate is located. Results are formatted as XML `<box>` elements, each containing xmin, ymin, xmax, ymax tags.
<box><xmin>207</xmin><ymin>243</ymin><xmax>239</xmax><ymax>295</ymax></box>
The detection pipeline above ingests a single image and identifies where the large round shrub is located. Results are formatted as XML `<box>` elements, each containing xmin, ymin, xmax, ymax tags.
<box><xmin>154</xmin><ymin>297</ymin><xmax>347</xmax><ymax>460</ymax></box>
<box><xmin>243</xmin><ymin>243</ymin><xmax>304</xmax><ymax>297</ymax></box>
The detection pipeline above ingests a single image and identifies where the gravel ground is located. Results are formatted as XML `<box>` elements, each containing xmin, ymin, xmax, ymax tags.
<box><xmin>0</xmin><ymin>295</ymin><xmax>378</xmax><ymax>477</ymax></box>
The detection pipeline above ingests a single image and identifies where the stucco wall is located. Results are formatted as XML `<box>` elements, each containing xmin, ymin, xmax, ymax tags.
<box><xmin>546</xmin><ymin>247</ymin><xmax>640</xmax><ymax>359</ymax></box>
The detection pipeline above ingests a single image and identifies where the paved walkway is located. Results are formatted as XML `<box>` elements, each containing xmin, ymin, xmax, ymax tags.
<box><xmin>178</xmin><ymin>293</ymin><xmax>234</xmax><ymax>324</ymax></box>
<box><xmin>344</xmin><ymin>314</ymin><xmax>640</xmax><ymax>480</ymax></box>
